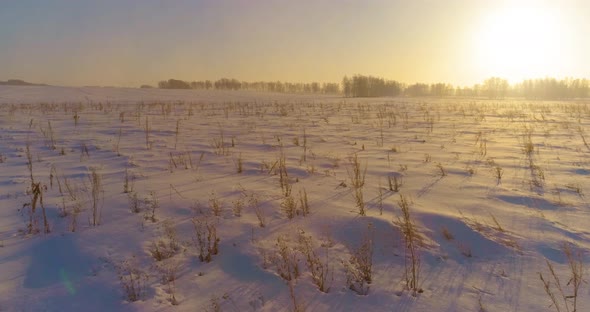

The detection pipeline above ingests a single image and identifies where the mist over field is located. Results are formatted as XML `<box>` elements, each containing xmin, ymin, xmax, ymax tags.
<box><xmin>1</xmin><ymin>1</ymin><xmax>590</xmax><ymax>311</ymax></box>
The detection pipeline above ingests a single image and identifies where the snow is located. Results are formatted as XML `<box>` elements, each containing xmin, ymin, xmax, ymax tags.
<box><xmin>0</xmin><ymin>85</ymin><xmax>589</xmax><ymax>311</ymax></box>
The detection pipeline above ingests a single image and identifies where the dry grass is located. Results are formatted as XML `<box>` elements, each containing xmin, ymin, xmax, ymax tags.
<box><xmin>281</xmin><ymin>194</ymin><xmax>297</xmax><ymax>219</ymax></box>
<box><xmin>192</xmin><ymin>217</ymin><xmax>219</xmax><ymax>262</ymax></box>
<box><xmin>271</xmin><ymin>235</ymin><xmax>300</xmax><ymax>282</ymax></box>
<box><xmin>297</xmin><ymin>230</ymin><xmax>332</xmax><ymax>293</ymax></box>
<box><xmin>88</xmin><ymin>167</ymin><xmax>103</xmax><ymax>226</ymax></box>
<box><xmin>115</xmin><ymin>255</ymin><xmax>149</xmax><ymax>302</ymax></box>
<box><xmin>299</xmin><ymin>187</ymin><xmax>310</xmax><ymax>216</ymax></box>
<box><xmin>395</xmin><ymin>194</ymin><xmax>423</xmax><ymax>296</ymax></box>
<box><xmin>144</xmin><ymin>191</ymin><xmax>158</xmax><ymax>223</ymax></box>
<box><xmin>208</xmin><ymin>191</ymin><xmax>223</xmax><ymax>217</ymax></box>
<box><xmin>343</xmin><ymin>223</ymin><xmax>373</xmax><ymax>295</ymax></box>
<box><xmin>388</xmin><ymin>174</ymin><xmax>402</xmax><ymax>192</ymax></box>
<box><xmin>441</xmin><ymin>226</ymin><xmax>454</xmax><ymax>241</ymax></box>
<box><xmin>539</xmin><ymin>243</ymin><xmax>585</xmax><ymax>312</ymax></box>
<box><xmin>347</xmin><ymin>153</ymin><xmax>367</xmax><ymax>216</ymax></box>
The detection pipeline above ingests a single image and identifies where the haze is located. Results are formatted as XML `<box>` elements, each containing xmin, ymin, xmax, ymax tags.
<box><xmin>1</xmin><ymin>0</ymin><xmax>588</xmax><ymax>87</ymax></box>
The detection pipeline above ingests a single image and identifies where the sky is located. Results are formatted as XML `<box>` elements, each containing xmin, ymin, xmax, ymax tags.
<box><xmin>0</xmin><ymin>0</ymin><xmax>588</xmax><ymax>87</ymax></box>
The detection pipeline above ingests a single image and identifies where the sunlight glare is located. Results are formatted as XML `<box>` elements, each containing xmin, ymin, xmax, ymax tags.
<box><xmin>475</xmin><ymin>6</ymin><xmax>567</xmax><ymax>82</ymax></box>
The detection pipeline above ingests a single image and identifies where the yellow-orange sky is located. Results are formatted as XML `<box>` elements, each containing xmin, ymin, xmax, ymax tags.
<box><xmin>0</xmin><ymin>0</ymin><xmax>587</xmax><ymax>87</ymax></box>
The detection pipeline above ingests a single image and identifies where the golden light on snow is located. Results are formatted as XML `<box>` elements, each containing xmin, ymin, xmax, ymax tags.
<box><xmin>474</xmin><ymin>5</ymin><xmax>570</xmax><ymax>82</ymax></box>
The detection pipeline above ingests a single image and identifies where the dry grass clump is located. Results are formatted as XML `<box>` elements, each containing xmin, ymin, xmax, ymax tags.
<box><xmin>343</xmin><ymin>223</ymin><xmax>373</xmax><ymax>295</ymax></box>
<box><xmin>435</xmin><ymin>162</ymin><xmax>446</xmax><ymax>177</ymax></box>
<box><xmin>88</xmin><ymin>167</ymin><xmax>103</xmax><ymax>226</ymax></box>
<box><xmin>297</xmin><ymin>230</ymin><xmax>332</xmax><ymax>293</ymax></box>
<box><xmin>299</xmin><ymin>188</ymin><xmax>310</xmax><ymax>216</ymax></box>
<box><xmin>232</xmin><ymin>195</ymin><xmax>245</xmax><ymax>217</ymax></box>
<box><xmin>168</xmin><ymin>151</ymin><xmax>193</xmax><ymax>172</ymax></box>
<box><xmin>123</xmin><ymin>168</ymin><xmax>134</xmax><ymax>193</ymax></box>
<box><xmin>208</xmin><ymin>191</ymin><xmax>223</xmax><ymax>216</ymax></box>
<box><xmin>232</xmin><ymin>152</ymin><xmax>243</xmax><ymax>173</ymax></box>
<box><xmin>282</xmin><ymin>194</ymin><xmax>297</xmax><ymax>219</ymax></box>
<box><xmin>278</xmin><ymin>151</ymin><xmax>291</xmax><ymax>197</ymax></box>
<box><xmin>149</xmin><ymin>221</ymin><xmax>181</xmax><ymax>261</ymax></box>
<box><xmin>144</xmin><ymin>191</ymin><xmax>159</xmax><ymax>223</ymax></box>
<box><xmin>388</xmin><ymin>175</ymin><xmax>402</xmax><ymax>192</ymax></box>
<box><xmin>192</xmin><ymin>217</ymin><xmax>219</xmax><ymax>262</ymax></box>
<box><xmin>23</xmin><ymin>182</ymin><xmax>49</xmax><ymax>234</ymax></box>
<box><xmin>347</xmin><ymin>153</ymin><xmax>367</xmax><ymax>216</ymax></box>
<box><xmin>22</xmin><ymin>141</ymin><xmax>50</xmax><ymax>234</ymax></box>
<box><xmin>115</xmin><ymin>255</ymin><xmax>149</xmax><ymax>302</ymax></box>
<box><xmin>270</xmin><ymin>235</ymin><xmax>300</xmax><ymax>282</ymax></box>
<box><xmin>539</xmin><ymin>243</ymin><xmax>585</xmax><ymax>312</ymax></box>
<box><xmin>211</xmin><ymin>126</ymin><xmax>230</xmax><ymax>156</ymax></box>
<box><xmin>394</xmin><ymin>194</ymin><xmax>423</xmax><ymax>296</ymax></box>
<box><xmin>248</xmin><ymin>193</ymin><xmax>266</xmax><ymax>228</ymax></box>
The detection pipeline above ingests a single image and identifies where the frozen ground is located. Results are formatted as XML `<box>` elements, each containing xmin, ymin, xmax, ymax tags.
<box><xmin>0</xmin><ymin>85</ymin><xmax>589</xmax><ymax>311</ymax></box>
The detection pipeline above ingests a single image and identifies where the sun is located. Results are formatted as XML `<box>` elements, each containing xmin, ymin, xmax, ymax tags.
<box><xmin>474</xmin><ymin>5</ymin><xmax>568</xmax><ymax>82</ymax></box>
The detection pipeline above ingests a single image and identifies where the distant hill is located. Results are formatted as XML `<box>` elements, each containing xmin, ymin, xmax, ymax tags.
<box><xmin>0</xmin><ymin>79</ymin><xmax>48</xmax><ymax>86</ymax></box>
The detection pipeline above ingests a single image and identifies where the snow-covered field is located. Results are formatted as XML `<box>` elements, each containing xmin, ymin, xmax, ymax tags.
<box><xmin>1</xmin><ymin>86</ymin><xmax>589</xmax><ymax>311</ymax></box>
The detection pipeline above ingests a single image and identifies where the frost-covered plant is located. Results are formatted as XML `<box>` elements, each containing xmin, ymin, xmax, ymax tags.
<box><xmin>297</xmin><ymin>230</ymin><xmax>331</xmax><ymax>292</ymax></box>
<box><xmin>116</xmin><ymin>255</ymin><xmax>148</xmax><ymax>302</ymax></box>
<box><xmin>271</xmin><ymin>235</ymin><xmax>299</xmax><ymax>282</ymax></box>
<box><xmin>144</xmin><ymin>191</ymin><xmax>158</xmax><ymax>223</ymax></box>
<box><xmin>209</xmin><ymin>191</ymin><xmax>223</xmax><ymax>216</ymax></box>
<box><xmin>347</xmin><ymin>153</ymin><xmax>367</xmax><ymax>216</ymax></box>
<box><xmin>192</xmin><ymin>217</ymin><xmax>219</xmax><ymax>262</ymax></box>
<box><xmin>343</xmin><ymin>223</ymin><xmax>373</xmax><ymax>295</ymax></box>
<box><xmin>281</xmin><ymin>194</ymin><xmax>297</xmax><ymax>219</ymax></box>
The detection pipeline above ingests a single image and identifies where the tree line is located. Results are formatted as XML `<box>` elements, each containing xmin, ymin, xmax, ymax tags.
<box><xmin>154</xmin><ymin>78</ymin><xmax>340</xmax><ymax>94</ymax></box>
<box><xmin>148</xmin><ymin>75</ymin><xmax>590</xmax><ymax>100</ymax></box>
<box><xmin>343</xmin><ymin>75</ymin><xmax>589</xmax><ymax>100</ymax></box>
<box><xmin>0</xmin><ymin>79</ymin><xmax>47</xmax><ymax>86</ymax></box>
